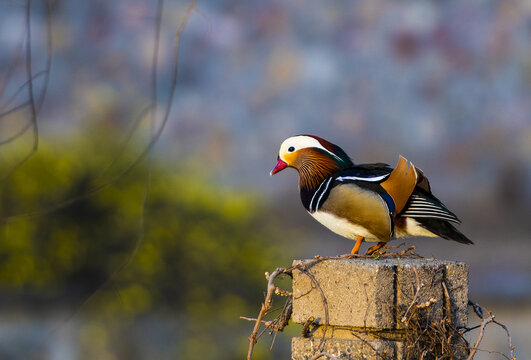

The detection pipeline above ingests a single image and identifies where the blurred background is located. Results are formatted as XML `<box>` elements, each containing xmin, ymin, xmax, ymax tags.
<box><xmin>0</xmin><ymin>0</ymin><xmax>530</xmax><ymax>359</ymax></box>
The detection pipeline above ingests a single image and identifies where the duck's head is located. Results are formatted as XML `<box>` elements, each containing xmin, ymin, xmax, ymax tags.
<box><xmin>270</xmin><ymin>135</ymin><xmax>353</xmax><ymax>189</ymax></box>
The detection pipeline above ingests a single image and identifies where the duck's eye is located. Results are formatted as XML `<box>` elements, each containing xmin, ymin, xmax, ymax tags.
<box><xmin>288</xmin><ymin>146</ymin><xmax>295</xmax><ymax>152</ymax></box>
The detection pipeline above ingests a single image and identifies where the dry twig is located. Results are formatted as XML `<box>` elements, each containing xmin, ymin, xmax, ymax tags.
<box><xmin>467</xmin><ymin>300</ymin><xmax>515</xmax><ymax>360</ymax></box>
<box><xmin>244</xmin><ymin>267</ymin><xmax>287</xmax><ymax>360</ymax></box>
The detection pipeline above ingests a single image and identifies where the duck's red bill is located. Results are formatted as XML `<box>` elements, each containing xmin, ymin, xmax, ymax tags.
<box><xmin>270</xmin><ymin>158</ymin><xmax>287</xmax><ymax>175</ymax></box>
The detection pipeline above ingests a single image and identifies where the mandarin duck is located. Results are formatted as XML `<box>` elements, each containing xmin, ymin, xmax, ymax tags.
<box><xmin>270</xmin><ymin>135</ymin><xmax>472</xmax><ymax>254</ymax></box>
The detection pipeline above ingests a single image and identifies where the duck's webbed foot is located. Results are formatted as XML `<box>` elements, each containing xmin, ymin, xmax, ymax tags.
<box><xmin>366</xmin><ymin>241</ymin><xmax>387</xmax><ymax>255</ymax></box>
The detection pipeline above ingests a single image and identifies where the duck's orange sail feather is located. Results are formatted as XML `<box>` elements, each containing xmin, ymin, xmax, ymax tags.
<box><xmin>380</xmin><ymin>156</ymin><xmax>418</xmax><ymax>214</ymax></box>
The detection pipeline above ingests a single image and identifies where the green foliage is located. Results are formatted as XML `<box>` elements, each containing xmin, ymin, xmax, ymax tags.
<box><xmin>0</xmin><ymin>134</ymin><xmax>292</xmax><ymax>359</ymax></box>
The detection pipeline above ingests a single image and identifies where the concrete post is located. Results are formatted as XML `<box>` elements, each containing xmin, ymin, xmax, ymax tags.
<box><xmin>291</xmin><ymin>258</ymin><xmax>469</xmax><ymax>359</ymax></box>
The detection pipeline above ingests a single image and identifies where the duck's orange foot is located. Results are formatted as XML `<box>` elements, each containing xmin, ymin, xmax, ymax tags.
<box><xmin>366</xmin><ymin>241</ymin><xmax>387</xmax><ymax>255</ymax></box>
<box><xmin>350</xmin><ymin>235</ymin><xmax>364</xmax><ymax>254</ymax></box>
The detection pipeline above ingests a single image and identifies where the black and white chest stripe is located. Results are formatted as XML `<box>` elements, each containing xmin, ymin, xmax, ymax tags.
<box><xmin>308</xmin><ymin>173</ymin><xmax>390</xmax><ymax>213</ymax></box>
<box><xmin>308</xmin><ymin>178</ymin><xmax>333</xmax><ymax>213</ymax></box>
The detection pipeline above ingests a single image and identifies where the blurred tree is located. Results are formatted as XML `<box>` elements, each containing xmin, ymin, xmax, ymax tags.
<box><xmin>0</xmin><ymin>131</ymin><xmax>291</xmax><ymax>359</ymax></box>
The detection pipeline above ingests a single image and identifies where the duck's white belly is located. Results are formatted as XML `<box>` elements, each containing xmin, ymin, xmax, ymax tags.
<box><xmin>309</xmin><ymin>210</ymin><xmax>380</xmax><ymax>242</ymax></box>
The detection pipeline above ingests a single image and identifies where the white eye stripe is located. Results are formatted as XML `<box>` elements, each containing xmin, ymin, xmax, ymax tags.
<box><xmin>279</xmin><ymin>136</ymin><xmax>341</xmax><ymax>161</ymax></box>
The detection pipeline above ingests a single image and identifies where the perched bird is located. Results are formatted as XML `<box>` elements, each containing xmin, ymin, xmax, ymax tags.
<box><xmin>270</xmin><ymin>135</ymin><xmax>472</xmax><ymax>254</ymax></box>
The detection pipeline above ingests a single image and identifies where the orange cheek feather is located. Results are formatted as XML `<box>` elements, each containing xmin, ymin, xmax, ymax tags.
<box><xmin>283</xmin><ymin>152</ymin><xmax>297</xmax><ymax>165</ymax></box>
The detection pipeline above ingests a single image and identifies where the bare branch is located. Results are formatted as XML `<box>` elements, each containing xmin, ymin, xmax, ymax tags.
<box><xmin>297</xmin><ymin>267</ymin><xmax>329</xmax><ymax>353</ymax></box>
<box><xmin>467</xmin><ymin>300</ymin><xmax>516</xmax><ymax>360</ymax></box>
<box><xmin>0</xmin><ymin>70</ymin><xmax>47</xmax><ymax>114</ymax></box>
<box><xmin>401</xmin><ymin>267</ymin><xmax>422</xmax><ymax>324</ymax></box>
<box><xmin>246</xmin><ymin>267</ymin><xmax>286</xmax><ymax>360</ymax></box>
<box><xmin>1</xmin><ymin>0</ymin><xmax>197</xmax><ymax>222</ymax></box>
<box><xmin>0</xmin><ymin>0</ymin><xmax>39</xmax><ymax>181</ymax></box>
<box><xmin>0</xmin><ymin>0</ymin><xmax>53</xmax><ymax>181</ymax></box>
<box><xmin>0</xmin><ymin>20</ymin><xmax>25</xmax><ymax>102</ymax></box>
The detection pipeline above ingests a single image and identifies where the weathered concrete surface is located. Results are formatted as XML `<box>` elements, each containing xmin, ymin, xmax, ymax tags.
<box><xmin>291</xmin><ymin>258</ymin><xmax>469</xmax><ymax>359</ymax></box>
<box><xmin>292</xmin><ymin>258</ymin><xmax>468</xmax><ymax>329</ymax></box>
<box><xmin>292</xmin><ymin>335</ymin><xmax>468</xmax><ymax>360</ymax></box>
<box><xmin>292</xmin><ymin>259</ymin><xmax>396</xmax><ymax>329</ymax></box>
<box><xmin>292</xmin><ymin>336</ymin><xmax>402</xmax><ymax>360</ymax></box>
<box><xmin>444</xmin><ymin>262</ymin><xmax>469</xmax><ymax>327</ymax></box>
